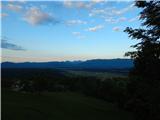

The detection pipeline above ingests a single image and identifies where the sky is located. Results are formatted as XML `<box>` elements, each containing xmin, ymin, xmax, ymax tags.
<box><xmin>1</xmin><ymin>0</ymin><xmax>141</xmax><ymax>62</ymax></box>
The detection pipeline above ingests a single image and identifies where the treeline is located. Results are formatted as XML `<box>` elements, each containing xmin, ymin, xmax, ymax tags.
<box><xmin>1</xmin><ymin>68</ymin><xmax>128</xmax><ymax>106</ymax></box>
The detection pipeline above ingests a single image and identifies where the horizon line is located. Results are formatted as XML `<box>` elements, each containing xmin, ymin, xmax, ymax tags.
<box><xmin>1</xmin><ymin>58</ymin><xmax>132</xmax><ymax>63</ymax></box>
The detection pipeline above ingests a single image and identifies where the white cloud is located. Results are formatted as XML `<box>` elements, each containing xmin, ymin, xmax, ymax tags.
<box><xmin>129</xmin><ymin>15</ymin><xmax>140</xmax><ymax>22</ymax></box>
<box><xmin>64</xmin><ymin>1</ymin><xmax>73</xmax><ymax>8</ymax></box>
<box><xmin>89</xmin><ymin>3</ymin><xmax>135</xmax><ymax>24</ymax></box>
<box><xmin>72</xmin><ymin>32</ymin><xmax>81</xmax><ymax>36</ymax></box>
<box><xmin>105</xmin><ymin>17</ymin><xmax>127</xmax><ymax>23</ymax></box>
<box><xmin>89</xmin><ymin>3</ymin><xmax>135</xmax><ymax>19</ymax></box>
<box><xmin>66</xmin><ymin>20</ymin><xmax>87</xmax><ymax>25</ymax></box>
<box><xmin>72</xmin><ymin>32</ymin><xmax>85</xmax><ymax>39</ymax></box>
<box><xmin>89</xmin><ymin>7</ymin><xmax>115</xmax><ymax>18</ymax></box>
<box><xmin>112</xmin><ymin>3</ymin><xmax>135</xmax><ymax>15</ymax></box>
<box><xmin>89</xmin><ymin>9</ymin><xmax>106</xmax><ymax>17</ymax></box>
<box><xmin>113</xmin><ymin>26</ymin><xmax>120</xmax><ymax>32</ymax></box>
<box><xmin>105</xmin><ymin>15</ymin><xmax>138</xmax><ymax>24</ymax></box>
<box><xmin>63</xmin><ymin>1</ymin><xmax>91</xmax><ymax>9</ymax></box>
<box><xmin>105</xmin><ymin>17</ymin><xmax>117</xmax><ymax>23</ymax></box>
<box><xmin>63</xmin><ymin>1</ymin><xmax>101</xmax><ymax>9</ymax></box>
<box><xmin>23</xmin><ymin>7</ymin><xmax>59</xmax><ymax>25</ymax></box>
<box><xmin>86</xmin><ymin>25</ymin><xmax>104</xmax><ymax>32</ymax></box>
<box><xmin>7</xmin><ymin>3</ymin><xmax>22</xmax><ymax>12</ymax></box>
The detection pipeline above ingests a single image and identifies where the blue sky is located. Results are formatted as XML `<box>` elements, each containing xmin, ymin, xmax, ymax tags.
<box><xmin>1</xmin><ymin>0</ymin><xmax>141</xmax><ymax>62</ymax></box>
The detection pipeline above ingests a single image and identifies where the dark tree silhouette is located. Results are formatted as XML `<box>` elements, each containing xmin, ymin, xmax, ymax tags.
<box><xmin>125</xmin><ymin>0</ymin><xmax>160</xmax><ymax>80</ymax></box>
<box><xmin>124</xmin><ymin>1</ymin><xmax>160</xmax><ymax>120</ymax></box>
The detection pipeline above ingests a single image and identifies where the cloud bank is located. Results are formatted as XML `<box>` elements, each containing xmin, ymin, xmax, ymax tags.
<box><xmin>1</xmin><ymin>38</ymin><xmax>25</xmax><ymax>51</ymax></box>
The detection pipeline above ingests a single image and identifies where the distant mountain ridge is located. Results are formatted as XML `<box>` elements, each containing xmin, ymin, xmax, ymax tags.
<box><xmin>1</xmin><ymin>59</ymin><xmax>133</xmax><ymax>69</ymax></box>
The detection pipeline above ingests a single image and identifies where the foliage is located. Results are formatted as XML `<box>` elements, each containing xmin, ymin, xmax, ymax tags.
<box><xmin>1</xmin><ymin>68</ymin><xmax>128</xmax><ymax>105</ymax></box>
<box><xmin>124</xmin><ymin>1</ymin><xmax>160</xmax><ymax>120</ymax></box>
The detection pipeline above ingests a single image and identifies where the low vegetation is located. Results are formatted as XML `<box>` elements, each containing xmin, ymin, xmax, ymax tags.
<box><xmin>2</xmin><ymin>90</ymin><xmax>134</xmax><ymax>120</ymax></box>
<box><xmin>2</xmin><ymin>68</ymin><xmax>133</xmax><ymax>120</ymax></box>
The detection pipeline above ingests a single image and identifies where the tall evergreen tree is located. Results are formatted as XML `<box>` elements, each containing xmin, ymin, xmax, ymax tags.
<box><xmin>124</xmin><ymin>1</ymin><xmax>160</xmax><ymax>120</ymax></box>
<box><xmin>125</xmin><ymin>0</ymin><xmax>160</xmax><ymax>80</ymax></box>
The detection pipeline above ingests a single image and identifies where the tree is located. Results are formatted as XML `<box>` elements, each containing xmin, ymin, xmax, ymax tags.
<box><xmin>124</xmin><ymin>1</ymin><xmax>160</xmax><ymax>120</ymax></box>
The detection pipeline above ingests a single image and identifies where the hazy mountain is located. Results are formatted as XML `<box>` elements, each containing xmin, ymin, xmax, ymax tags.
<box><xmin>1</xmin><ymin>59</ymin><xmax>133</xmax><ymax>70</ymax></box>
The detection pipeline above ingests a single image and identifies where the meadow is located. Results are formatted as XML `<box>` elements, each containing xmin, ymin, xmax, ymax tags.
<box><xmin>66</xmin><ymin>70</ymin><xmax>127</xmax><ymax>79</ymax></box>
<box><xmin>2</xmin><ymin>90</ymin><xmax>134</xmax><ymax>120</ymax></box>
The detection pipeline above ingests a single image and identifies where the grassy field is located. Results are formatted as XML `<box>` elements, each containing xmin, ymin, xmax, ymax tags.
<box><xmin>2</xmin><ymin>90</ymin><xmax>134</xmax><ymax>120</ymax></box>
<box><xmin>66</xmin><ymin>70</ymin><xmax>127</xmax><ymax>79</ymax></box>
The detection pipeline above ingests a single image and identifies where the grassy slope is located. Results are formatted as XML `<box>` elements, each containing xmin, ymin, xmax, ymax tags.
<box><xmin>2</xmin><ymin>90</ymin><xmax>134</xmax><ymax>120</ymax></box>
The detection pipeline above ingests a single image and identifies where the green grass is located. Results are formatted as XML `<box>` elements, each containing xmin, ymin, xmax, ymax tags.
<box><xmin>2</xmin><ymin>90</ymin><xmax>134</xmax><ymax>120</ymax></box>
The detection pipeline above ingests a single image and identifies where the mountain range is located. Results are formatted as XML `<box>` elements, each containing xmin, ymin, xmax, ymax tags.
<box><xmin>1</xmin><ymin>59</ymin><xmax>133</xmax><ymax>70</ymax></box>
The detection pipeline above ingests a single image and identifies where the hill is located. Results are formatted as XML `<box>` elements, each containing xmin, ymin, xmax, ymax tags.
<box><xmin>2</xmin><ymin>90</ymin><xmax>134</xmax><ymax>120</ymax></box>
<box><xmin>1</xmin><ymin>59</ymin><xmax>133</xmax><ymax>70</ymax></box>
